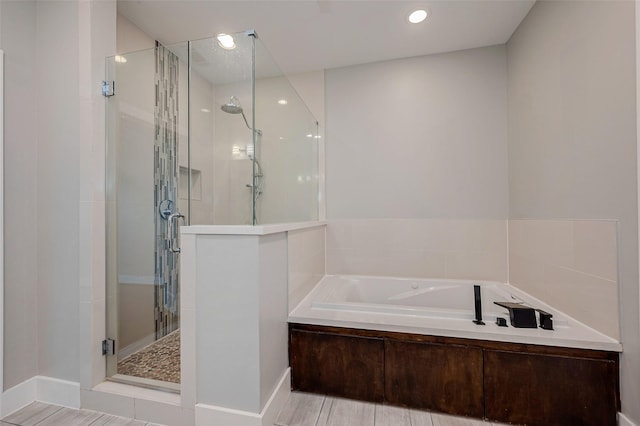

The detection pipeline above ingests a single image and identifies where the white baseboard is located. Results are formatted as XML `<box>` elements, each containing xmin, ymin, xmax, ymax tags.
<box><xmin>1</xmin><ymin>376</ymin><xmax>80</xmax><ymax>417</ymax></box>
<box><xmin>1</xmin><ymin>377</ymin><xmax>36</xmax><ymax>417</ymax></box>
<box><xmin>260</xmin><ymin>368</ymin><xmax>291</xmax><ymax>426</ymax></box>
<box><xmin>36</xmin><ymin>376</ymin><xmax>80</xmax><ymax>409</ymax></box>
<box><xmin>195</xmin><ymin>368</ymin><xmax>291</xmax><ymax>426</ymax></box>
<box><xmin>619</xmin><ymin>412</ymin><xmax>639</xmax><ymax>426</ymax></box>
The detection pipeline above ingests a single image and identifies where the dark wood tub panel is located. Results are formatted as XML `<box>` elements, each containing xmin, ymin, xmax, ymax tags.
<box><xmin>385</xmin><ymin>339</ymin><xmax>484</xmax><ymax>417</ymax></box>
<box><xmin>288</xmin><ymin>323</ymin><xmax>620</xmax><ymax>426</ymax></box>
<box><xmin>484</xmin><ymin>349</ymin><xmax>619</xmax><ymax>426</ymax></box>
<box><xmin>289</xmin><ymin>328</ymin><xmax>385</xmax><ymax>402</ymax></box>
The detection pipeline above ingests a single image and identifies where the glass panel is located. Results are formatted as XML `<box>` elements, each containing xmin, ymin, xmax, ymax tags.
<box><xmin>187</xmin><ymin>33</ymin><xmax>254</xmax><ymax>225</ymax></box>
<box><xmin>105</xmin><ymin>42</ymin><xmax>187</xmax><ymax>389</ymax></box>
<box><xmin>186</xmin><ymin>31</ymin><xmax>319</xmax><ymax>225</ymax></box>
<box><xmin>254</xmin><ymin>37</ymin><xmax>319</xmax><ymax>224</ymax></box>
<box><xmin>105</xmin><ymin>31</ymin><xmax>319</xmax><ymax>391</ymax></box>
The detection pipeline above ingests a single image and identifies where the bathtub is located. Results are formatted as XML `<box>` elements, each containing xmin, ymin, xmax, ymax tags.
<box><xmin>310</xmin><ymin>275</ymin><xmax>560</xmax><ymax>324</ymax></box>
<box><xmin>289</xmin><ymin>274</ymin><xmax>622</xmax><ymax>352</ymax></box>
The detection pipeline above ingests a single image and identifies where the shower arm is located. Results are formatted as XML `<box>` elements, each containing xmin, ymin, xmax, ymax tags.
<box><xmin>240</xmin><ymin>111</ymin><xmax>263</xmax><ymax>136</ymax></box>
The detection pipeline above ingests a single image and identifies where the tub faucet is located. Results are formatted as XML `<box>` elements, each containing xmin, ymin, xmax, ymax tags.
<box><xmin>473</xmin><ymin>285</ymin><xmax>485</xmax><ymax>325</ymax></box>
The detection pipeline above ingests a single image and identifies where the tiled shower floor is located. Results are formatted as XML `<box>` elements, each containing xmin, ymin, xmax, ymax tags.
<box><xmin>117</xmin><ymin>330</ymin><xmax>180</xmax><ymax>384</ymax></box>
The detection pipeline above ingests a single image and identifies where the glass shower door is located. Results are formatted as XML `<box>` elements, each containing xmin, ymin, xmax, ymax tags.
<box><xmin>105</xmin><ymin>42</ymin><xmax>187</xmax><ymax>389</ymax></box>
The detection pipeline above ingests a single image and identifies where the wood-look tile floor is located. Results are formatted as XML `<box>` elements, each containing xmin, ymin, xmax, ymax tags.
<box><xmin>276</xmin><ymin>392</ymin><xmax>509</xmax><ymax>426</ymax></box>
<box><xmin>0</xmin><ymin>402</ymin><xmax>166</xmax><ymax>426</ymax></box>
<box><xmin>3</xmin><ymin>393</ymin><xmax>508</xmax><ymax>426</ymax></box>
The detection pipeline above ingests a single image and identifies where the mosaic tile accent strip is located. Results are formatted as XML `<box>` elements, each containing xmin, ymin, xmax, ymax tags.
<box><xmin>118</xmin><ymin>330</ymin><xmax>180</xmax><ymax>384</ymax></box>
<box><xmin>154</xmin><ymin>42</ymin><xmax>180</xmax><ymax>339</ymax></box>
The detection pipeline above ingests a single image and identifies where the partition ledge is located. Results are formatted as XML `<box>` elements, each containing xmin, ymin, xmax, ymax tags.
<box><xmin>182</xmin><ymin>221</ymin><xmax>326</xmax><ymax>236</ymax></box>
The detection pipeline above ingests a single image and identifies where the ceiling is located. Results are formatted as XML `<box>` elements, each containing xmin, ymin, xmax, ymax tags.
<box><xmin>118</xmin><ymin>0</ymin><xmax>536</xmax><ymax>75</ymax></box>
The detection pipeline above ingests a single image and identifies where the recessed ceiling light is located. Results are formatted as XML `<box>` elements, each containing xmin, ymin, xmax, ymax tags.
<box><xmin>216</xmin><ymin>33</ymin><xmax>236</xmax><ymax>50</ymax></box>
<box><xmin>115</xmin><ymin>55</ymin><xmax>127</xmax><ymax>63</ymax></box>
<box><xmin>408</xmin><ymin>9</ymin><xmax>429</xmax><ymax>24</ymax></box>
<box><xmin>278</xmin><ymin>99</ymin><xmax>288</xmax><ymax>105</ymax></box>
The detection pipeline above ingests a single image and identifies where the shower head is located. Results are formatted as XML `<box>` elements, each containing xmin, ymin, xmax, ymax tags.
<box><xmin>220</xmin><ymin>96</ymin><xmax>263</xmax><ymax>136</ymax></box>
<box><xmin>221</xmin><ymin>96</ymin><xmax>243</xmax><ymax>114</ymax></box>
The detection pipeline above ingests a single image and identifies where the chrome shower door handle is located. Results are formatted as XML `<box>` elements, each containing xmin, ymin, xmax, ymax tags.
<box><xmin>168</xmin><ymin>212</ymin><xmax>185</xmax><ymax>253</ymax></box>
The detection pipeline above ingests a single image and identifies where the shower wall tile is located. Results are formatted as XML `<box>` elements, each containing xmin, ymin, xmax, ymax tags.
<box><xmin>326</xmin><ymin>219</ymin><xmax>508</xmax><ymax>282</ymax></box>
<box><xmin>154</xmin><ymin>43</ymin><xmax>180</xmax><ymax>337</ymax></box>
<box><xmin>288</xmin><ymin>225</ymin><xmax>326</xmax><ymax>312</ymax></box>
<box><xmin>508</xmin><ymin>219</ymin><xmax>619</xmax><ymax>340</ymax></box>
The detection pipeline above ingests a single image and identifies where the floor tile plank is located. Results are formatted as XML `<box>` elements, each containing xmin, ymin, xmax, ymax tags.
<box><xmin>431</xmin><ymin>412</ymin><xmax>487</xmax><ymax>426</ymax></box>
<box><xmin>35</xmin><ymin>407</ymin><xmax>104</xmax><ymax>426</ymax></box>
<box><xmin>2</xmin><ymin>402</ymin><xmax>62</xmax><ymax>426</ymax></box>
<box><xmin>275</xmin><ymin>392</ymin><xmax>325</xmax><ymax>426</ymax></box>
<box><xmin>374</xmin><ymin>404</ymin><xmax>411</xmax><ymax>426</ymax></box>
<box><xmin>90</xmin><ymin>414</ymin><xmax>147</xmax><ymax>425</ymax></box>
<box><xmin>316</xmin><ymin>397</ymin><xmax>375</xmax><ymax>426</ymax></box>
<box><xmin>409</xmin><ymin>408</ymin><xmax>434</xmax><ymax>426</ymax></box>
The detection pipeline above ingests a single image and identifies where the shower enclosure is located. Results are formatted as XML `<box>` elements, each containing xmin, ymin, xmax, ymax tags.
<box><xmin>105</xmin><ymin>30</ymin><xmax>319</xmax><ymax>390</ymax></box>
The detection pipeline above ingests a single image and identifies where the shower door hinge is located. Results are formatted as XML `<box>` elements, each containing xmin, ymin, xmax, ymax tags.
<box><xmin>102</xmin><ymin>338</ymin><xmax>115</xmax><ymax>356</ymax></box>
<box><xmin>101</xmin><ymin>81</ymin><xmax>115</xmax><ymax>97</ymax></box>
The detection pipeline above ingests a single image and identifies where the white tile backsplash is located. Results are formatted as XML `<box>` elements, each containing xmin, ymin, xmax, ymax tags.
<box><xmin>326</xmin><ymin>218</ymin><xmax>619</xmax><ymax>340</ymax></box>
<box><xmin>508</xmin><ymin>219</ymin><xmax>619</xmax><ymax>340</ymax></box>
<box><xmin>288</xmin><ymin>226</ymin><xmax>326</xmax><ymax>312</ymax></box>
<box><xmin>326</xmin><ymin>219</ymin><xmax>508</xmax><ymax>282</ymax></box>
<box><xmin>572</xmin><ymin>220</ymin><xmax>618</xmax><ymax>281</ymax></box>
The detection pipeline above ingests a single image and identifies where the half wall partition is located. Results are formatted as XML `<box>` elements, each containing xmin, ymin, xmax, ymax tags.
<box><xmin>105</xmin><ymin>30</ymin><xmax>319</xmax><ymax>390</ymax></box>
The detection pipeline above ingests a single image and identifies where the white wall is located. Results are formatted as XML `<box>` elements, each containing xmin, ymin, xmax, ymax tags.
<box><xmin>1</xmin><ymin>0</ymin><xmax>115</xmax><ymax>392</ymax></box>
<box><xmin>37</xmin><ymin>0</ymin><xmax>117</xmax><ymax>385</ymax></box>
<box><xmin>0</xmin><ymin>0</ymin><xmax>39</xmax><ymax>391</ymax></box>
<box><xmin>325</xmin><ymin>45</ymin><xmax>508</xmax><ymax>220</ymax></box>
<box><xmin>324</xmin><ymin>46</ymin><xmax>509</xmax><ymax>281</ymax></box>
<box><xmin>507</xmin><ymin>0</ymin><xmax>638</xmax><ymax>422</ymax></box>
<box><xmin>116</xmin><ymin>14</ymin><xmax>154</xmax><ymax>54</ymax></box>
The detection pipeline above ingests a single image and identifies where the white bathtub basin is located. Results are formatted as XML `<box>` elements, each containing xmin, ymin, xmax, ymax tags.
<box><xmin>289</xmin><ymin>274</ymin><xmax>621</xmax><ymax>352</ymax></box>
<box><xmin>311</xmin><ymin>275</ymin><xmax>543</xmax><ymax>323</ymax></box>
